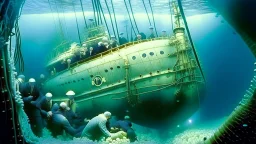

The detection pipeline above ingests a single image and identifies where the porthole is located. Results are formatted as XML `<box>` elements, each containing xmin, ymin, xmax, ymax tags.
<box><xmin>132</xmin><ymin>56</ymin><xmax>136</xmax><ymax>60</ymax></box>
<box><xmin>142</xmin><ymin>53</ymin><xmax>146</xmax><ymax>58</ymax></box>
<box><xmin>149</xmin><ymin>52</ymin><xmax>154</xmax><ymax>56</ymax></box>
<box><xmin>110</xmin><ymin>67</ymin><xmax>113</xmax><ymax>70</ymax></box>
<box><xmin>73</xmin><ymin>80</ymin><xmax>76</xmax><ymax>83</ymax></box>
<box><xmin>160</xmin><ymin>51</ymin><xmax>164</xmax><ymax>55</ymax></box>
<box><xmin>105</xmin><ymin>69</ymin><xmax>108</xmax><ymax>72</ymax></box>
<box><xmin>81</xmin><ymin>78</ymin><xmax>84</xmax><ymax>80</ymax></box>
<box><xmin>117</xmin><ymin>66</ymin><xmax>121</xmax><ymax>69</ymax></box>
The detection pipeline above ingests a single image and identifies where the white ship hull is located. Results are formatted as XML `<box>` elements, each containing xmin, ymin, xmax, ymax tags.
<box><xmin>44</xmin><ymin>38</ymin><xmax>204</xmax><ymax>128</ymax></box>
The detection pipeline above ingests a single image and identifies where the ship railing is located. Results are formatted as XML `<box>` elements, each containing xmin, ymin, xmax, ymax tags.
<box><xmin>48</xmin><ymin>36</ymin><xmax>172</xmax><ymax>76</ymax></box>
<box><xmin>46</xmin><ymin>41</ymin><xmax>71</xmax><ymax>63</ymax></box>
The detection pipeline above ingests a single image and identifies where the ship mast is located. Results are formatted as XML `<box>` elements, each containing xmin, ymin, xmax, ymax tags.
<box><xmin>170</xmin><ymin>0</ymin><xmax>204</xmax><ymax>84</ymax></box>
<box><xmin>172</xmin><ymin>0</ymin><xmax>205</xmax><ymax>83</ymax></box>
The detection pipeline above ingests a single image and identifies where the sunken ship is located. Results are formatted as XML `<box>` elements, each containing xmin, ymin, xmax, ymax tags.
<box><xmin>43</xmin><ymin>1</ymin><xmax>205</xmax><ymax>128</ymax></box>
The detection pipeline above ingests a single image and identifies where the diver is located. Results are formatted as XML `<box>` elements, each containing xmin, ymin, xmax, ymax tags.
<box><xmin>106</xmin><ymin>116</ymin><xmax>118</xmax><ymax>131</ymax></box>
<box><xmin>109</xmin><ymin>35</ymin><xmax>119</xmax><ymax>48</ymax></box>
<box><xmin>134</xmin><ymin>34</ymin><xmax>142</xmax><ymax>41</ymax></box>
<box><xmin>58</xmin><ymin>102</ymin><xmax>84</xmax><ymax>128</ymax></box>
<box><xmin>111</xmin><ymin>116</ymin><xmax>137</xmax><ymax>142</ymax></box>
<box><xmin>57</xmin><ymin>58</ymin><xmax>67</xmax><ymax>71</ymax></box>
<box><xmin>49</xmin><ymin>103</ymin><xmax>84</xmax><ymax>138</ymax></box>
<box><xmin>89</xmin><ymin>47</ymin><xmax>96</xmax><ymax>56</ymax></box>
<box><xmin>49</xmin><ymin>67</ymin><xmax>56</xmax><ymax>76</ymax></box>
<box><xmin>80</xmin><ymin>47</ymin><xmax>87</xmax><ymax>59</ymax></box>
<box><xmin>119</xmin><ymin>32</ymin><xmax>128</xmax><ymax>45</ymax></box>
<box><xmin>140</xmin><ymin>32</ymin><xmax>147</xmax><ymax>40</ymax></box>
<box><xmin>36</xmin><ymin>92</ymin><xmax>53</xmax><ymax>128</ymax></box>
<box><xmin>20</xmin><ymin>78</ymin><xmax>41</xmax><ymax>104</ymax></box>
<box><xmin>97</xmin><ymin>37</ymin><xmax>109</xmax><ymax>53</ymax></box>
<box><xmin>71</xmin><ymin>48</ymin><xmax>81</xmax><ymax>64</ymax></box>
<box><xmin>81</xmin><ymin>111</ymin><xmax>126</xmax><ymax>141</ymax></box>
<box><xmin>97</xmin><ymin>41</ymin><xmax>106</xmax><ymax>53</ymax></box>
<box><xmin>20</xmin><ymin>78</ymin><xmax>43</xmax><ymax>137</ymax></box>
<box><xmin>65</xmin><ymin>90</ymin><xmax>77</xmax><ymax>113</ymax></box>
<box><xmin>161</xmin><ymin>30</ymin><xmax>168</xmax><ymax>37</ymax></box>
<box><xmin>134</xmin><ymin>32</ymin><xmax>147</xmax><ymax>41</ymax></box>
<box><xmin>72</xmin><ymin>47</ymin><xmax>87</xmax><ymax>63</ymax></box>
<box><xmin>80</xmin><ymin>43</ymin><xmax>88</xmax><ymax>59</ymax></box>
<box><xmin>88</xmin><ymin>18</ymin><xmax>96</xmax><ymax>29</ymax></box>
<box><xmin>38</xmin><ymin>74</ymin><xmax>45</xmax><ymax>92</ymax></box>
<box><xmin>148</xmin><ymin>26</ymin><xmax>156</xmax><ymax>39</ymax></box>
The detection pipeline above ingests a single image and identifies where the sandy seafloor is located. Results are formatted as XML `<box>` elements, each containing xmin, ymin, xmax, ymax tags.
<box><xmin>36</xmin><ymin>117</ymin><xmax>227</xmax><ymax>144</ymax></box>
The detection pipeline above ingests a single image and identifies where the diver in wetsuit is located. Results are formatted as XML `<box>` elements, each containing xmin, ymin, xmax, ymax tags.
<box><xmin>148</xmin><ymin>26</ymin><xmax>156</xmax><ymax>39</ymax></box>
<box><xmin>49</xmin><ymin>103</ymin><xmax>84</xmax><ymax>138</ymax></box>
<box><xmin>81</xmin><ymin>111</ymin><xmax>126</xmax><ymax>141</ymax></box>
<box><xmin>134</xmin><ymin>32</ymin><xmax>147</xmax><ymax>41</ymax></box>
<box><xmin>161</xmin><ymin>30</ymin><xmax>168</xmax><ymax>37</ymax></box>
<box><xmin>119</xmin><ymin>32</ymin><xmax>128</xmax><ymax>45</ymax></box>
<box><xmin>36</xmin><ymin>92</ymin><xmax>53</xmax><ymax>128</ymax></box>
<box><xmin>111</xmin><ymin>116</ymin><xmax>137</xmax><ymax>142</ymax></box>
<box><xmin>20</xmin><ymin>78</ymin><xmax>43</xmax><ymax>137</ymax></box>
<box><xmin>109</xmin><ymin>35</ymin><xmax>119</xmax><ymax>48</ymax></box>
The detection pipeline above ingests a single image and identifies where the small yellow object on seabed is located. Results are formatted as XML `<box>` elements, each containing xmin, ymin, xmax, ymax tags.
<box><xmin>106</xmin><ymin>131</ymin><xmax>130</xmax><ymax>144</ymax></box>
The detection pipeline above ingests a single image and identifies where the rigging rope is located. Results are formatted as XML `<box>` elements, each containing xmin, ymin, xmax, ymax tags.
<box><xmin>54</xmin><ymin>0</ymin><xmax>65</xmax><ymax>41</ymax></box>
<box><xmin>125</xmin><ymin>24</ymin><xmax>129</xmax><ymax>41</ymax></box>
<box><xmin>104</xmin><ymin>0</ymin><xmax>117</xmax><ymax>39</ymax></box>
<box><xmin>93</xmin><ymin>0</ymin><xmax>99</xmax><ymax>25</ymax></box>
<box><xmin>79</xmin><ymin>0</ymin><xmax>88</xmax><ymax>29</ymax></box>
<box><xmin>94</xmin><ymin>0</ymin><xmax>102</xmax><ymax>25</ymax></box>
<box><xmin>47</xmin><ymin>0</ymin><xmax>60</xmax><ymax>41</ymax></box>
<box><xmin>91</xmin><ymin>0</ymin><xmax>97</xmax><ymax>26</ymax></box>
<box><xmin>128</xmin><ymin>0</ymin><xmax>139</xmax><ymax>34</ymax></box>
<box><xmin>177</xmin><ymin>0</ymin><xmax>205</xmax><ymax>82</ymax></box>
<box><xmin>14</xmin><ymin>22</ymin><xmax>19</xmax><ymax>66</ymax></box>
<box><xmin>97</xmin><ymin>0</ymin><xmax>110</xmax><ymax>36</ymax></box>
<box><xmin>130</xmin><ymin>24</ymin><xmax>133</xmax><ymax>41</ymax></box>
<box><xmin>148</xmin><ymin>0</ymin><xmax>158</xmax><ymax>37</ymax></box>
<box><xmin>142</xmin><ymin>0</ymin><xmax>152</xmax><ymax>26</ymax></box>
<box><xmin>124</xmin><ymin>0</ymin><xmax>136</xmax><ymax>39</ymax></box>
<box><xmin>72</xmin><ymin>0</ymin><xmax>82</xmax><ymax>44</ymax></box>
<box><xmin>169</xmin><ymin>0</ymin><xmax>174</xmax><ymax>31</ymax></box>
<box><xmin>17</xmin><ymin>23</ymin><xmax>24</xmax><ymax>72</ymax></box>
<box><xmin>59</xmin><ymin>0</ymin><xmax>69</xmax><ymax>40</ymax></box>
<box><xmin>110</xmin><ymin>0</ymin><xmax>120</xmax><ymax>43</ymax></box>
<box><xmin>13</xmin><ymin>21</ymin><xmax>24</xmax><ymax>73</ymax></box>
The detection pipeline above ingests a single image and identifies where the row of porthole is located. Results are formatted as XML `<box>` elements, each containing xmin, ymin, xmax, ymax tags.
<box><xmin>132</xmin><ymin>51</ymin><xmax>165</xmax><ymax>60</ymax></box>
<box><xmin>58</xmin><ymin>77</ymin><xmax>86</xmax><ymax>86</ymax></box>
<box><xmin>58</xmin><ymin>67</ymin><xmax>171</xmax><ymax>86</ymax></box>
<box><xmin>105</xmin><ymin>66</ymin><xmax>121</xmax><ymax>72</ymax></box>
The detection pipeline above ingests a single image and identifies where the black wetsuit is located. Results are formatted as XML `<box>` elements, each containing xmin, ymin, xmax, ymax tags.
<box><xmin>111</xmin><ymin>119</ymin><xmax>137</xmax><ymax>142</ymax></box>
<box><xmin>48</xmin><ymin>104</ymin><xmax>84</xmax><ymax>137</ymax></box>
<box><xmin>36</xmin><ymin>96</ymin><xmax>52</xmax><ymax>128</ymax></box>
<box><xmin>20</xmin><ymin>83</ymin><xmax>43</xmax><ymax>137</ymax></box>
<box><xmin>119</xmin><ymin>37</ymin><xmax>128</xmax><ymax>45</ymax></box>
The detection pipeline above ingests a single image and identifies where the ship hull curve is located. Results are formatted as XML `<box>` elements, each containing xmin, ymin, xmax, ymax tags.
<box><xmin>43</xmin><ymin>39</ymin><xmax>205</xmax><ymax>128</ymax></box>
